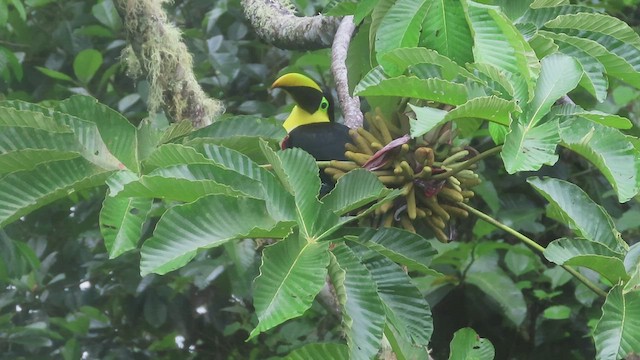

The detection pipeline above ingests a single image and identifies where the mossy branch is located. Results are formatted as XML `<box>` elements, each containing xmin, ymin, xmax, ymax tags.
<box><xmin>115</xmin><ymin>0</ymin><xmax>224</xmax><ymax>128</ymax></box>
<box><xmin>241</xmin><ymin>0</ymin><xmax>340</xmax><ymax>50</ymax></box>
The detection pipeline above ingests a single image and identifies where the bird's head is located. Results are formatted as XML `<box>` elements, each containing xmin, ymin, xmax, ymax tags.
<box><xmin>271</xmin><ymin>73</ymin><xmax>334</xmax><ymax>132</ymax></box>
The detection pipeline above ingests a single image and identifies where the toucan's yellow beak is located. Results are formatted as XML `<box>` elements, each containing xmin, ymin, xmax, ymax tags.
<box><xmin>272</xmin><ymin>73</ymin><xmax>331</xmax><ymax>132</ymax></box>
<box><xmin>271</xmin><ymin>73</ymin><xmax>323</xmax><ymax>91</ymax></box>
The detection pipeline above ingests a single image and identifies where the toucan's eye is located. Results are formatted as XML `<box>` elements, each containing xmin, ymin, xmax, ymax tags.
<box><xmin>320</xmin><ymin>98</ymin><xmax>329</xmax><ymax>110</ymax></box>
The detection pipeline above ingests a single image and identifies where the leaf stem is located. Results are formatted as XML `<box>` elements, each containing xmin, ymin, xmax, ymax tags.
<box><xmin>431</xmin><ymin>145</ymin><xmax>503</xmax><ymax>181</ymax></box>
<box><xmin>459</xmin><ymin>203</ymin><xmax>608</xmax><ymax>298</ymax></box>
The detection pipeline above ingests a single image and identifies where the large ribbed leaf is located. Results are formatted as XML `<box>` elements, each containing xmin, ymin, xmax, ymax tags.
<box><xmin>593</xmin><ymin>286</ymin><xmax>640</xmax><ymax>359</ymax></box>
<box><xmin>545</xmin><ymin>13</ymin><xmax>640</xmax><ymax>49</ymax></box>
<box><xmin>465</xmin><ymin>269</ymin><xmax>527</xmax><ymax>326</ymax></box>
<box><xmin>355</xmin><ymin>247</ymin><xmax>432</xmax><ymax>346</ymax></box>
<box><xmin>375</xmin><ymin>0</ymin><xmax>430</xmax><ymax>61</ymax></box>
<box><xmin>0</xmin><ymin>125</ymin><xmax>82</xmax><ymax>174</ymax></box>
<box><xmin>322</xmin><ymin>169</ymin><xmax>386</xmax><ymax>216</ymax></box>
<box><xmin>355</xmin><ymin>71</ymin><xmax>468</xmax><ymax>105</ymax></box>
<box><xmin>558</xmin><ymin>119</ymin><xmax>638</xmax><ymax>203</ymax></box>
<box><xmin>260</xmin><ymin>142</ymin><xmax>336</xmax><ymax>239</ymax></box>
<box><xmin>467</xmin><ymin>1</ymin><xmax>540</xmax><ymax>102</ymax></box>
<box><xmin>352</xmin><ymin>227</ymin><xmax>438</xmax><ymax>274</ymax></box>
<box><xmin>55</xmin><ymin>96</ymin><xmax>139</xmax><ymax>173</ymax></box>
<box><xmin>538</xmin><ymin>30</ymin><xmax>640</xmax><ymax>87</ymax></box>
<box><xmin>516</xmin><ymin>5</ymin><xmax>598</xmax><ymax>28</ymax></box>
<box><xmin>380</xmin><ymin>47</ymin><xmax>478</xmax><ymax>80</ymax></box>
<box><xmin>283</xmin><ymin>343</ymin><xmax>348</xmax><ymax>360</ymax></box>
<box><xmin>410</xmin><ymin>96</ymin><xmax>518</xmax><ymax>138</ymax></box>
<box><xmin>544</xmin><ymin>238</ymin><xmax>628</xmax><ymax>284</ymax></box>
<box><xmin>0</xmin><ymin>105</ymin><xmax>68</xmax><ymax>131</ymax></box>
<box><xmin>527</xmin><ymin>177</ymin><xmax>626</xmax><ymax>253</ymax></box>
<box><xmin>100</xmin><ymin>194</ymin><xmax>152</xmax><ymax>258</ymax></box>
<box><xmin>554</xmin><ymin>40</ymin><xmax>608</xmax><ymax>102</ymax></box>
<box><xmin>0</xmin><ymin>101</ymin><xmax>123</xmax><ymax>170</ymax></box>
<box><xmin>524</xmin><ymin>53</ymin><xmax>582</xmax><ymax>125</ymax></box>
<box><xmin>184</xmin><ymin>116</ymin><xmax>285</xmax><ymax>163</ymax></box>
<box><xmin>502</xmin><ymin>118</ymin><xmax>559</xmax><ymax>173</ymax></box>
<box><xmin>331</xmin><ymin>244</ymin><xmax>385</xmax><ymax>360</ymax></box>
<box><xmin>448</xmin><ymin>327</ymin><xmax>495</xmax><ymax>360</ymax></box>
<box><xmin>108</xmin><ymin>164</ymin><xmax>262</xmax><ymax>202</ymax></box>
<box><xmin>250</xmin><ymin>233</ymin><xmax>330</xmax><ymax>338</ymax></box>
<box><xmin>200</xmin><ymin>144</ymin><xmax>296</xmax><ymax>222</ymax></box>
<box><xmin>0</xmin><ymin>157</ymin><xmax>113</xmax><ymax>227</ymax></box>
<box><xmin>466</xmin><ymin>63</ymin><xmax>516</xmax><ymax>99</ymax></box>
<box><xmin>549</xmin><ymin>104</ymin><xmax>632</xmax><ymax>129</ymax></box>
<box><xmin>420</xmin><ymin>0</ymin><xmax>473</xmax><ymax>65</ymax></box>
<box><xmin>502</xmin><ymin>54</ymin><xmax>582</xmax><ymax>173</ymax></box>
<box><xmin>142</xmin><ymin>144</ymin><xmax>212</xmax><ymax>172</ymax></box>
<box><xmin>140</xmin><ymin>195</ymin><xmax>291</xmax><ymax>275</ymax></box>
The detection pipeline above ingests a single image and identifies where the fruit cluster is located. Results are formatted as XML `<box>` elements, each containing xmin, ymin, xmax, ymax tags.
<box><xmin>324</xmin><ymin>109</ymin><xmax>481</xmax><ymax>242</ymax></box>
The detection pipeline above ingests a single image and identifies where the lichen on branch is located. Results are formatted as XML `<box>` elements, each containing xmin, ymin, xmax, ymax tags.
<box><xmin>116</xmin><ymin>0</ymin><xmax>224</xmax><ymax>127</ymax></box>
<box><xmin>241</xmin><ymin>0</ymin><xmax>340</xmax><ymax>50</ymax></box>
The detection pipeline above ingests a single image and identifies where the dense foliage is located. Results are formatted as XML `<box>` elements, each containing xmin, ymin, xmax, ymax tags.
<box><xmin>1</xmin><ymin>0</ymin><xmax>639</xmax><ymax>359</ymax></box>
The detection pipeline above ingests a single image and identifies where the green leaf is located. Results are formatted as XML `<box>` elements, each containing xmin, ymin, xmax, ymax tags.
<box><xmin>379</xmin><ymin>47</ymin><xmax>477</xmax><ymax>81</ymax></box>
<box><xmin>0</xmin><ymin>125</ymin><xmax>82</xmax><ymax>174</ymax></box>
<box><xmin>355</xmin><ymin>247</ymin><xmax>433</xmax><ymax>346</ymax></box>
<box><xmin>143</xmin><ymin>144</ymin><xmax>212</xmax><ymax>172</ymax></box>
<box><xmin>199</xmin><ymin>144</ymin><xmax>296</xmax><ymax>223</ymax></box>
<box><xmin>544</xmin><ymin>238</ymin><xmax>628</xmax><ymax>284</ymax></box>
<box><xmin>517</xmin><ymin>5</ymin><xmax>598</xmax><ymax>28</ymax></box>
<box><xmin>527</xmin><ymin>177</ymin><xmax>625</xmax><ymax>253</ymax></box>
<box><xmin>185</xmin><ymin>116</ymin><xmax>285</xmax><ymax>163</ymax></box>
<box><xmin>109</xmin><ymin>164</ymin><xmax>264</xmax><ymax>202</ymax></box>
<box><xmin>100</xmin><ymin>194</ymin><xmax>152</xmax><ymax>258</ymax></box>
<box><xmin>0</xmin><ymin>158</ymin><xmax>113</xmax><ymax>227</ymax></box>
<box><xmin>538</xmin><ymin>30</ymin><xmax>640</xmax><ymax>88</ymax></box>
<box><xmin>73</xmin><ymin>49</ymin><xmax>103</xmax><ymax>84</ymax></box>
<box><xmin>355</xmin><ymin>70</ymin><xmax>469</xmax><ymax>105</ymax></box>
<box><xmin>140</xmin><ymin>195</ymin><xmax>289</xmax><ymax>275</ymax></box>
<box><xmin>1</xmin><ymin>100</ymin><xmax>126</xmax><ymax>171</ymax></box>
<box><xmin>331</xmin><ymin>244</ymin><xmax>385</xmax><ymax>360</ymax></box>
<box><xmin>467</xmin><ymin>1</ymin><xmax>540</xmax><ymax>102</ymax></box>
<box><xmin>593</xmin><ymin>285</ymin><xmax>640</xmax><ymax>359</ymax></box>
<box><xmin>448</xmin><ymin>327</ymin><xmax>495</xmax><ymax>360</ymax></box>
<box><xmin>260</xmin><ymin>143</ymin><xmax>336</xmax><ymax>239</ymax></box>
<box><xmin>466</xmin><ymin>63</ymin><xmax>516</xmax><ymax>99</ymax></box>
<box><xmin>0</xmin><ymin>104</ymin><xmax>69</xmax><ymax>132</ymax></box>
<box><xmin>559</xmin><ymin>119</ymin><xmax>638</xmax><ymax>203</ymax></box>
<box><xmin>36</xmin><ymin>66</ymin><xmax>74</xmax><ymax>82</ymax></box>
<box><xmin>408</xmin><ymin>104</ymin><xmax>447</xmax><ymax>138</ymax></box>
<box><xmin>501</xmin><ymin>118</ymin><xmax>560</xmax><ymax>173</ymax></box>
<box><xmin>420</xmin><ymin>0</ymin><xmax>473</xmax><ymax>65</ymax></box>
<box><xmin>550</xmin><ymin>104</ymin><xmax>632</xmax><ymax>129</ymax></box>
<box><xmin>554</xmin><ymin>37</ymin><xmax>608</xmax><ymax>102</ymax></box>
<box><xmin>466</xmin><ymin>270</ymin><xmax>527</xmax><ymax>326</ymax></box>
<box><xmin>375</xmin><ymin>0</ymin><xmax>430</xmax><ymax>62</ymax></box>
<box><xmin>352</xmin><ymin>227</ymin><xmax>437</xmax><ymax>274</ymax></box>
<box><xmin>250</xmin><ymin>234</ymin><xmax>330</xmax><ymax>338</ymax></box>
<box><xmin>283</xmin><ymin>343</ymin><xmax>348</xmax><ymax>360</ymax></box>
<box><xmin>545</xmin><ymin>13</ymin><xmax>640</xmax><ymax>50</ymax></box>
<box><xmin>524</xmin><ymin>53</ymin><xmax>583</xmax><ymax>126</ymax></box>
<box><xmin>55</xmin><ymin>96</ymin><xmax>139</xmax><ymax>173</ymax></box>
<box><xmin>91</xmin><ymin>0</ymin><xmax>122</xmax><ymax>30</ymax></box>
<box><xmin>543</xmin><ymin>305</ymin><xmax>572</xmax><ymax>320</ymax></box>
<box><xmin>322</xmin><ymin>169</ymin><xmax>386</xmax><ymax>216</ymax></box>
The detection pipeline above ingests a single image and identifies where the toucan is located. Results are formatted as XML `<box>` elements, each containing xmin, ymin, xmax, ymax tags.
<box><xmin>271</xmin><ymin>73</ymin><xmax>352</xmax><ymax>194</ymax></box>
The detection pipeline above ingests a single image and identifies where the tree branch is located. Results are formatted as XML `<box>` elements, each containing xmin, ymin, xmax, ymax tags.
<box><xmin>116</xmin><ymin>0</ymin><xmax>224</xmax><ymax>128</ymax></box>
<box><xmin>331</xmin><ymin>15</ymin><xmax>363</xmax><ymax>128</ymax></box>
<box><xmin>241</xmin><ymin>0</ymin><xmax>340</xmax><ymax>50</ymax></box>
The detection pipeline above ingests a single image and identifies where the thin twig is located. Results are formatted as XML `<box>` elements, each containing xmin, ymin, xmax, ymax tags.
<box><xmin>459</xmin><ymin>203</ymin><xmax>608</xmax><ymax>298</ymax></box>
